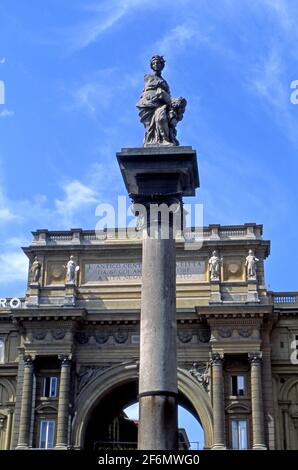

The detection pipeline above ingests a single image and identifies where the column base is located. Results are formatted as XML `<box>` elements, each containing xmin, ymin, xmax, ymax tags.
<box><xmin>16</xmin><ymin>444</ymin><xmax>30</xmax><ymax>450</ymax></box>
<box><xmin>55</xmin><ymin>444</ymin><xmax>68</xmax><ymax>450</ymax></box>
<box><xmin>212</xmin><ymin>444</ymin><xmax>226</xmax><ymax>450</ymax></box>
<box><xmin>253</xmin><ymin>444</ymin><xmax>267</xmax><ymax>450</ymax></box>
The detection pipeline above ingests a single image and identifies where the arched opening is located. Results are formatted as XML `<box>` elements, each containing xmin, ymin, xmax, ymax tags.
<box><xmin>83</xmin><ymin>379</ymin><xmax>204</xmax><ymax>450</ymax></box>
<box><xmin>73</xmin><ymin>364</ymin><xmax>213</xmax><ymax>449</ymax></box>
<box><xmin>84</xmin><ymin>380</ymin><xmax>138</xmax><ymax>450</ymax></box>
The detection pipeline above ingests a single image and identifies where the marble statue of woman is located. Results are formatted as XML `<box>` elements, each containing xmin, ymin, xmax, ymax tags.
<box><xmin>30</xmin><ymin>256</ymin><xmax>41</xmax><ymax>283</ymax></box>
<box><xmin>66</xmin><ymin>255</ymin><xmax>76</xmax><ymax>284</ymax></box>
<box><xmin>136</xmin><ymin>55</ymin><xmax>187</xmax><ymax>147</ymax></box>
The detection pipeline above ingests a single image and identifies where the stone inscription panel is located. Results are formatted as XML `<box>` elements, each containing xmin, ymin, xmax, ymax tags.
<box><xmin>84</xmin><ymin>261</ymin><xmax>206</xmax><ymax>283</ymax></box>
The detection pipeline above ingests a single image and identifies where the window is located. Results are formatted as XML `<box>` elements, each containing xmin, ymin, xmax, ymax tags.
<box><xmin>231</xmin><ymin>375</ymin><xmax>245</xmax><ymax>396</ymax></box>
<box><xmin>42</xmin><ymin>377</ymin><xmax>58</xmax><ymax>398</ymax></box>
<box><xmin>39</xmin><ymin>420</ymin><xmax>55</xmax><ymax>449</ymax></box>
<box><xmin>0</xmin><ymin>339</ymin><xmax>4</xmax><ymax>364</ymax></box>
<box><xmin>231</xmin><ymin>420</ymin><xmax>248</xmax><ymax>450</ymax></box>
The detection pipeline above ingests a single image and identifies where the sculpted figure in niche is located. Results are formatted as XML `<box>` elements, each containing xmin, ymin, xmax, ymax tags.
<box><xmin>30</xmin><ymin>256</ymin><xmax>41</xmax><ymax>283</ymax></box>
<box><xmin>136</xmin><ymin>55</ymin><xmax>187</xmax><ymax>147</ymax></box>
<box><xmin>65</xmin><ymin>255</ymin><xmax>78</xmax><ymax>284</ymax></box>
<box><xmin>245</xmin><ymin>249</ymin><xmax>259</xmax><ymax>279</ymax></box>
<box><xmin>208</xmin><ymin>250</ymin><xmax>222</xmax><ymax>281</ymax></box>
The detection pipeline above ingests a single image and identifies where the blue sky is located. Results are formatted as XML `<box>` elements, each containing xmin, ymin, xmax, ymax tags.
<box><xmin>125</xmin><ymin>403</ymin><xmax>204</xmax><ymax>450</ymax></box>
<box><xmin>0</xmin><ymin>0</ymin><xmax>297</xmax><ymax>296</ymax></box>
<box><xmin>1</xmin><ymin>0</ymin><xmax>298</xmax><ymax>449</ymax></box>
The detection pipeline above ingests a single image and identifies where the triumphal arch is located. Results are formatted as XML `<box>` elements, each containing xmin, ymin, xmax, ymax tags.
<box><xmin>0</xmin><ymin>224</ymin><xmax>297</xmax><ymax>450</ymax></box>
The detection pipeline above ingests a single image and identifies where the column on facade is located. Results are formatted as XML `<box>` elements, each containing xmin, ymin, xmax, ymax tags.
<box><xmin>248</xmin><ymin>352</ymin><xmax>267</xmax><ymax>450</ymax></box>
<box><xmin>55</xmin><ymin>354</ymin><xmax>71</xmax><ymax>449</ymax></box>
<box><xmin>211</xmin><ymin>352</ymin><xmax>226</xmax><ymax>449</ymax></box>
<box><xmin>261</xmin><ymin>326</ymin><xmax>275</xmax><ymax>449</ymax></box>
<box><xmin>16</xmin><ymin>355</ymin><xmax>34</xmax><ymax>449</ymax></box>
<box><xmin>4</xmin><ymin>410</ymin><xmax>13</xmax><ymax>450</ymax></box>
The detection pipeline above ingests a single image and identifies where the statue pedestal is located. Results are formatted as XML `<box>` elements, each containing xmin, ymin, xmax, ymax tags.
<box><xmin>209</xmin><ymin>280</ymin><xmax>222</xmax><ymax>303</ymax></box>
<box><xmin>27</xmin><ymin>282</ymin><xmax>40</xmax><ymax>306</ymax></box>
<box><xmin>247</xmin><ymin>279</ymin><xmax>259</xmax><ymax>303</ymax></box>
<box><xmin>117</xmin><ymin>146</ymin><xmax>199</xmax><ymax>450</ymax></box>
<box><xmin>64</xmin><ymin>283</ymin><xmax>77</xmax><ymax>307</ymax></box>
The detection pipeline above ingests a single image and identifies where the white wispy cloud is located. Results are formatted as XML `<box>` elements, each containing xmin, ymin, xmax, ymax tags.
<box><xmin>0</xmin><ymin>182</ymin><xmax>18</xmax><ymax>223</ymax></box>
<box><xmin>0</xmin><ymin>57</ymin><xmax>6</xmax><ymax>64</ymax></box>
<box><xmin>69</xmin><ymin>69</ymin><xmax>116</xmax><ymax>114</ymax></box>
<box><xmin>0</xmin><ymin>109</ymin><xmax>14</xmax><ymax>118</ymax></box>
<box><xmin>252</xmin><ymin>0</ymin><xmax>297</xmax><ymax>37</ymax></box>
<box><xmin>67</xmin><ymin>68</ymin><xmax>139</xmax><ymax>122</ymax></box>
<box><xmin>157</xmin><ymin>23</ymin><xmax>208</xmax><ymax>58</ymax></box>
<box><xmin>0</xmin><ymin>251</ymin><xmax>28</xmax><ymax>283</ymax></box>
<box><xmin>61</xmin><ymin>0</ymin><xmax>162</xmax><ymax>52</ymax></box>
<box><xmin>5</xmin><ymin>236</ymin><xmax>30</xmax><ymax>248</ymax></box>
<box><xmin>248</xmin><ymin>48</ymin><xmax>284</xmax><ymax>108</ymax></box>
<box><xmin>55</xmin><ymin>180</ymin><xmax>98</xmax><ymax>225</ymax></box>
<box><xmin>247</xmin><ymin>46</ymin><xmax>298</xmax><ymax>146</ymax></box>
<box><xmin>0</xmin><ymin>208</ymin><xmax>18</xmax><ymax>222</ymax></box>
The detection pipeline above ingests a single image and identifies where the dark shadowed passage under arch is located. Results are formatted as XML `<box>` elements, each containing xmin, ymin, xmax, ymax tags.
<box><xmin>83</xmin><ymin>379</ymin><xmax>204</xmax><ymax>450</ymax></box>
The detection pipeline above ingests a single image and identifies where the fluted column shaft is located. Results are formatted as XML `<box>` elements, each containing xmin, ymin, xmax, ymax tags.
<box><xmin>211</xmin><ymin>352</ymin><xmax>226</xmax><ymax>449</ymax></box>
<box><xmin>249</xmin><ymin>352</ymin><xmax>266</xmax><ymax>450</ymax></box>
<box><xmin>55</xmin><ymin>355</ymin><xmax>71</xmax><ymax>449</ymax></box>
<box><xmin>17</xmin><ymin>355</ymin><xmax>34</xmax><ymax>449</ymax></box>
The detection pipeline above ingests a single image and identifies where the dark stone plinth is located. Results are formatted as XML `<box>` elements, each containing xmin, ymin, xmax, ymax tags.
<box><xmin>116</xmin><ymin>146</ymin><xmax>199</xmax><ymax>199</ymax></box>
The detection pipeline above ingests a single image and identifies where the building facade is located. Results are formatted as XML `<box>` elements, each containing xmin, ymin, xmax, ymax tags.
<box><xmin>0</xmin><ymin>223</ymin><xmax>297</xmax><ymax>450</ymax></box>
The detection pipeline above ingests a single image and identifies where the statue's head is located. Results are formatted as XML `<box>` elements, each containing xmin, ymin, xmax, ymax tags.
<box><xmin>150</xmin><ymin>55</ymin><xmax>165</xmax><ymax>74</ymax></box>
<box><xmin>248</xmin><ymin>249</ymin><xmax>254</xmax><ymax>256</ymax></box>
<box><xmin>70</xmin><ymin>255</ymin><xmax>74</xmax><ymax>260</ymax></box>
<box><xmin>212</xmin><ymin>250</ymin><xmax>217</xmax><ymax>256</ymax></box>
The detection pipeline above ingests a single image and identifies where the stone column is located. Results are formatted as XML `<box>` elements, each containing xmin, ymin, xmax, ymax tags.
<box><xmin>4</xmin><ymin>410</ymin><xmax>13</xmax><ymax>450</ymax></box>
<box><xmin>261</xmin><ymin>326</ymin><xmax>275</xmax><ymax>449</ymax></box>
<box><xmin>211</xmin><ymin>352</ymin><xmax>226</xmax><ymax>449</ymax></box>
<box><xmin>16</xmin><ymin>355</ymin><xmax>34</xmax><ymax>449</ymax></box>
<box><xmin>117</xmin><ymin>146</ymin><xmax>199</xmax><ymax>450</ymax></box>
<box><xmin>55</xmin><ymin>355</ymin><xmax>72</xmax><ymax>449</ymax></box>
<box><xmin>248</xmin><ymin>352</ymin><xmax>267</xmax><ymax>450</ymax></box>
<box><xmin>137</xmin><ymin>200</ymin><xmax>180</xmax><ymax>450</ymax></box>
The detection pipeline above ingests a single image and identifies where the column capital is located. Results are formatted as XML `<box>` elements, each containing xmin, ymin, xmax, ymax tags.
<box><xmin>132</xmin><ymin>198</ymin><xmax>183</xmax><ymax>235</ymax></box>
<box><xmin>248</xmin><ymin>351</ymin><xmax>262</xmax><ymax>364</ymax></box>
<box><xmin>23</xmin><ymin>354</ymin><xmax>34</xmax><ymax>368</ymax></box>
<box><xmin>210</xmin><ymin>352</ymin><xmax>224</xmax><ymax>365</ymax></box>
<box><xmin>58</xmin><ymin>354</ymin><xmax>72</xmax><ymax>366</ymax></box>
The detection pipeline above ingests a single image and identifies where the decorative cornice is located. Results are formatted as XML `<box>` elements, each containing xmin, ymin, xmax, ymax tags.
<box><xmin>196</xmin><ymin>305</ymin><xmax>273</xmax><ymax>317</ymax></box>
<box><xmin>11</xmin><ymin>308</ymin><xmax>86</xmax><ymax>322</ymax></box>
